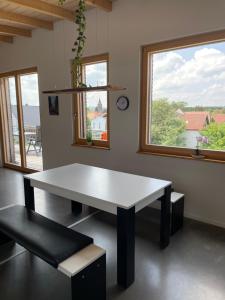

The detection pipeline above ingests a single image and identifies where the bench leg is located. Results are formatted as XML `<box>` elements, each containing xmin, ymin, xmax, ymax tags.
<box><xmin>71</xmin><ymin>254</ymin><xmax>106</xmax><ymax>300</ymax></box>
<box><xmin>171</xmin><ymin>196</ymin><xmax>184</xmax><ymax>235</ymax></box>
<box><xmin>0</xmin><ymin>231</ymin><xmax>13</xmax><ymax>246</ymax></box>
<box><xmin>117</xmin><ymin>206</ymin><xmax>135</xmax><ymax>288</ymax></box>
<box><xmin>24</xmin><ymin>178</ymin><xmax>35</xmax><ymax>211</ymax></box>
<box><xmin>160</xmin><ymin>185</ymin><xmax>171</xmax><ymax>249</ymax></box>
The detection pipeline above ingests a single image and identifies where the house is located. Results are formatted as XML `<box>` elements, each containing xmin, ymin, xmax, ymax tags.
<box><xmin>181</xmin><ymin>112</ymin><xmax>210</xmax><ymax>131</ymax></box>
<box><xmin>0</xmin><ymin>1</ymin><xmax>225</xmax><ymax>300</ymax></box>
<box><xmin>212</xmin><ymin>113</ymin><xmax>225</xmax><ymax>124</ymax></box>
<box><xmin>87</xmin><ymin>99</ymin><xmax>107</xmax><ymax>139</ymax></box>
<box><xmin>178</xmin><ymin>111</ymin><xmax>210</xmax><ymax>148</ymax></box>
<box><xmin>91</xmin><ymin>113</ymin><xmax>107</xmax><ymax>138</ymax></box>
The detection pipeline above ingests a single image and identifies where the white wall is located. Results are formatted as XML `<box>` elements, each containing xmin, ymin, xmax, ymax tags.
<box><xmin>0</xmin><ymin>0</ymin><xmax>225</xmax><ymax>227</ymax></box>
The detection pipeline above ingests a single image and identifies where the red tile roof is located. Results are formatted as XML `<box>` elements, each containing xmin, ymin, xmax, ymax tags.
<box><xmin>181</xmin><ymin>112</ymin><xmax>209</xmax><ymax>130</ymax></box>
<box><xmin>212</xmin><ymin>114</ymin><xmax>225</xmax><ymax>124</ymax></box>
<box><xmin>87</xmin><ymin>111</ymin><xmax>101</xmax><ymax>120</ymax></box>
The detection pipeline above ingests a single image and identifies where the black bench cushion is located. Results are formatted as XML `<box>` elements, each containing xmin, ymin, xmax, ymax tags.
<box><xmin>0</xmin><ymin>205</ymin><xmax>93</xmax><ymax>268</ymax></box>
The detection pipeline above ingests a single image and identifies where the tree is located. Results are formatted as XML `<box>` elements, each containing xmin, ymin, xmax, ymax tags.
<box><xmin>200</xmin><ymin>123</ymin><xmax>225</xmax><ymax>150</ymax></box>
<box><xmin>151</xmin><ymin>99</ymin><xmax>186</xmax><ymax>146</ymax></box>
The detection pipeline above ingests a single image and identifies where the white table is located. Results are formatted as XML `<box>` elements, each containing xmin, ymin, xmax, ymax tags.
<box><xmin>24</xmin><ymin>163</ymin><xmax>172</xmax><ymax>288</ymax></box>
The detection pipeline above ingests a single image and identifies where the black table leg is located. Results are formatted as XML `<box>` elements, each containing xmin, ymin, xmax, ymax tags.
<box><xmin>24</xmin><ymin>178</ymin><xmax>35</xmax><ymax>211</ymax></box>
<box><xmin>0</xmin><ymin>231</ymin><xmax>13</xmax><ymax>246</ymax></box>
<box><xmin>117</xmin><ymin>206</ymin><xmax>135</xmax><ymax>288</ymax></box>
<box><xmin>160</xmin><ymin>185</ymin><xmax>171</xmax><ymax>249</ymax></box>
<box><xmin>71</xmin><ymin>201</ymin><xmax>82</xmax><ymax>213</ymax></box>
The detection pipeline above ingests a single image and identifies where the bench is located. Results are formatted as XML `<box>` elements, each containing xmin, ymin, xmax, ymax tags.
<box><xmin>171</xmin><ymin>192</ymin><xmax>184</xmax><ymax>235</ymax></box>
<box><xmin>158</xmin><ymin>191</ymin><xmax>184</xmax><ymax>235</ymax></box>
<box><xmin>0</xmin><ymin>205</ymin><xmax>106</xmax><ymax>300</ymax></box>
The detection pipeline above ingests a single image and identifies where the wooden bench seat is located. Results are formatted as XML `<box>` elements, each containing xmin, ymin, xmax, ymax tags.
<box><xmin>0</xmin><ymin>205</ymin><xmax>106</xmax><ymax>300</ymax></box>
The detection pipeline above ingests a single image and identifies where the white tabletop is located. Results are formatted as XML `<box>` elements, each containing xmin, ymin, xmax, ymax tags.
<box><xmin>25</xmin><ymin>164</ymin><xmax>171</xmax><ymax>215</ymax></box>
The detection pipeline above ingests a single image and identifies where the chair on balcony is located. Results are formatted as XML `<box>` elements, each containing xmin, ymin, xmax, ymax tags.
<box><xmin>26</xmin><ymin>126</ymin><xmax>42</xmax><ymax>155</ymax></box>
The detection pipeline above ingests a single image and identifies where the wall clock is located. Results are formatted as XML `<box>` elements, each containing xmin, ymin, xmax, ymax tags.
<box><xmin>116</xmin><ymin>96</ymin><xmax>129</xmax><ymax>111</ymax></box>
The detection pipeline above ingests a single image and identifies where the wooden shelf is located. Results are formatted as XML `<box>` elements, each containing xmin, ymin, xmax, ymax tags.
<box><xmin>43</xmin><ymin>85</ymin><xmax>126</xmax><ymax>95</ymax></box>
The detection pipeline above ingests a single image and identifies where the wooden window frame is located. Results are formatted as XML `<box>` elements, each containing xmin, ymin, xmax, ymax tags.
<box><xmin>140</xmin><ymin>29</ymin><xmax>225</xmax><ymax>163</ymax></box>
<box><xmin>73</xmin><ymin>53</ymin><xmax>110</xmax><ymax>149</ymax></box>
<box><xmin>0</xmin><ymin>67</ymin><xmax>39</xmax><ymax>173</ymax></box>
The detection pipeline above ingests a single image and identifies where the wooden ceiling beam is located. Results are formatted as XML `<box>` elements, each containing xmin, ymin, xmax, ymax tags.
<box><xmin>85</xmin><ymin>0</ymin><xmax>112</xmax><ymax>12</ymax></box>
<box><xmin>0</xmin><ymin>35</ymin><xmax>13</xmax><ymax>43</ymax></box>
<box><xmin>0</xmin><ymin>24</ymin><xmax>31</xmax><ymax>37</ymax></box>
<box><xmin>0</xmin><ymin>10</ymin><xmax>53</xmax><ymax>30</ymax></box>
<box><xmin>4</xmin><ymin>0</ymin><xmax>75</xmax><ymax>21</ymax></box>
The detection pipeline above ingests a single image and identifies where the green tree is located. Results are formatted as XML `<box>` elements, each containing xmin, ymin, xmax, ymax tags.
<box><xmin>151</xmin><ymin>99</ymin><xmax>186</xmax><ymax>146</ymax></box>
<box><xmin>170</xmin><ymin>101</ymin><xmax>187</xmax><ymax>111</ymax></box>
<box><xmin>200</xmin><ymin>123</ymin><xmax>225</xmax><ymax>150</ymax></box>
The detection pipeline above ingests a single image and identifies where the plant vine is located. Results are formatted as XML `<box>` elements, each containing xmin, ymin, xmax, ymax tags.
<box><xmin>58</xmin><ymin>0</ymin><xmax>87</xmax><ymax>87</ymax></box>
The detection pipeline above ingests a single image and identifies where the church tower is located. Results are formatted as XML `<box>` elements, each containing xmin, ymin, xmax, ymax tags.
<box><xmin>95</xmin><ymin>99</ymin><xmax>103</xmax><ymax>113</ymax></box>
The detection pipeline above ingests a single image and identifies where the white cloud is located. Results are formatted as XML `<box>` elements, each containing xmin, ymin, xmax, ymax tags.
<box><xmin>85</xmin><ymin>62</ymin><xmax>108</xmax><ymax>108</ymax></box>
<box><xmin>9</xmin><ymin>74</ymin><xmax>40</xmax><ymax>106</ymax></box>
<box><xmin>86</xmin><ymin>62</ymin><xmax>107</xmax><ymax>86</ymax></box>
<box><xmin>20</xmin><ymin>74</ymin><xmax>40</xmax><ymax>106</ymax></box>
<box><xmin>152</xmin><ymin>46</ymin><xmax>225</xmax><ymax>107</ymax></box>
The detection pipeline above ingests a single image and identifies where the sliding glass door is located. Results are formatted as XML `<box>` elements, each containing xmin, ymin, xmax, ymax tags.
<box><xmin>1</xmin><ymin>76</ymin><xmax>22</xmax><ymax>166</ymax></box>
<box><xmin>0</xmin><ymin>68</ymin><xmax>43</xmax><ymax>172</ymax></box>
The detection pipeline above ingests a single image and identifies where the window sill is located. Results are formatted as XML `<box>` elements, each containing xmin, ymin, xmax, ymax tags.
<box><xmin>3</xmin><ymin>163</ymin><xmax>39</xmax><ymax>173</ymax></box>
<box><xmin>72</xmin><ymin>143</ymin><xmax>110</xmax><ymax>151</ymax></box>
<box><xmin>137</xmin><ymin>149</ymin><xmax>225</xmax><ymax>164</ymax></box>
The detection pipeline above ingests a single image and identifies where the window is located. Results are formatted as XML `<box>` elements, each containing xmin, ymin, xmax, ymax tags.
<box><xmin>140</xmin><ymin>31</ymin><xmax>225</xmax><ymax>162</ymax></box>
<box><xmin>73</xmin><ymin>54</ymin><xmax>110</xmax><ymax>149</ymax></box>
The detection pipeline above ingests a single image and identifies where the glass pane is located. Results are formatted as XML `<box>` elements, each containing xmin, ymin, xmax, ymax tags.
<box><xmin>82</xmin><ymin>62</ymin><xmax>108</xmax><ymax>141</ymax></box>
<box><xmin>20</xmin><ymin>73</ymin><xmax>43</xmax><ymax>170</ymax></box>
<box><xmin>85</xmin><ymin>62</ymin><xmax>107</xmax><ymax>86</ymax></box>
<box><xmin>150</xmin><ymin>41</ymin><xmax>225</xmax><ymax>151</ymax></box>
<box><xmin>5</xmin><ymin>77</ymin><xmax>21</xmax><ymax>166</ymax></box>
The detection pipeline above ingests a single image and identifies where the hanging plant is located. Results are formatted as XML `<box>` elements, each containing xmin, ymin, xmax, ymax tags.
<box><xmin>59</xmin><ymin>0</ymin><xmax>87</xmax><ymax>88</ymax></box>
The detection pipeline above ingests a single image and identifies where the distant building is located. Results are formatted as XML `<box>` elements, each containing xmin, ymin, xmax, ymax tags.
<box><xmin>177</xmin><ymin>111</ymin><xmax>210</xmax><ymax>148</ymax></box>
<box><xmin>176</xmin><ymin>109</ymin><xmax>225</xmax><ymax>148</ymax></box>
<box><xmin>91</xmin><ymin>113</ymin><xmax>107</xmax><ymax>132</ymax></box>
<box><xmin>176</xmin><ymin>109</ymin><xmax>184</xmax><ymax>116</ymax></box>
<box><xmin>212</xmin><ymin>113</ymin><xmax>225</xmax><ymax>124</ymax></box>
<box><xmin>179</xmin><ymin>111</ymin><xmax>210</xmax><ymax>130</ymax></box>
<box><xmin>95</xmin><ymin>99</ymin><xmax>103</xmax><ymax>113</ymax></box>
<box><xmin>87</xmin><ymin>99</ymin><xmax>107</xmax><ymax>139</ymax></box>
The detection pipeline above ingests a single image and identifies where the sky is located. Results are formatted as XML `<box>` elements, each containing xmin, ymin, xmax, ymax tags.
<box><xmin>85</xmin><ymin>62</ymin><xmax>107</xmax><ymax>109</ymax></box>
<box><xmin>8</xmin><ymin>63</ymin><xmax>107</xmax><ymax>109</ymax></box>
<box><xmin>152</xmin><ymin>41</ymin><xmax>225</xmax><ymax>107</ymax></box>
<box><xmin>9</xmin><ymin>74</ymin><xmax>40</xmax><ymax>106</ymax></box>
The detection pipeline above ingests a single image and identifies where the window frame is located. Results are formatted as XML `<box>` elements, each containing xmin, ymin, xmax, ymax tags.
<box><xmin>140</xmin><ymin>30</ymin><xmax>225</xmax><ymax>163</ymax></box>
<box><xmin>73</xmin><ymin>53</ymin><xmax>110</xmax><ymax>149</ymax></box>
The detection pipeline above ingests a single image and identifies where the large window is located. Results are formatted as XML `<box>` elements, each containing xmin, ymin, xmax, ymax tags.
<box><xmin>73</xmin><ymin>54</ymin><xmax>109</xmax><ymax>149</ymax></box>
<box><xmin>0</xmin><ymin>67</ymin><xmax>43</xmax><ymax>172</ymax></box>
<box><xmin>140</xmin><ymin>31</ymin><xmax>225</xmax><ymax>162</ymax></box>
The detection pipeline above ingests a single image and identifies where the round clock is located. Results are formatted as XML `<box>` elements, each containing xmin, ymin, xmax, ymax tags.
<box><xmin>116</xmin><ymin>96</ymin><xmax>129</xmax><ymax>111</ymax></box>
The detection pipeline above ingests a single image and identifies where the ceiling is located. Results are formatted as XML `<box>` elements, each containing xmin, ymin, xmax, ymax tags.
<box><xmin>0</xmin><ymin>0</ymin><xmax>112</xmax><ymax>44</ymax></box>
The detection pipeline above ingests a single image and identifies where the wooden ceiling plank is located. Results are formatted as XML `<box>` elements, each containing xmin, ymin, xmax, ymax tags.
<box><xmin>4</xmin><ymin>0</ymin><xmax>75</xmax><ymax>21</ymax></box>
<box><xmin>0</xmin><ymin>11</ymin><xmax>53</xmax><ymax>30</ymax></box>
<box><xmin>0</xmin><ymin>24</ymin><xmax>31</xmax><ymax>37</ymax></box>
<box><xmin>0</xmin><ymin>35</ymin><xmax>13</xmax><ymax>43</ymax></box>
<box><xmin>85</xmin><ymin>0</ymin><xmax>112</xmax><ymax>12</ymax></box>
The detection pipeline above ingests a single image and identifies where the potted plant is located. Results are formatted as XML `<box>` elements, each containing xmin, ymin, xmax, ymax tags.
<box><xmin>59</xmin><ymin>0</ymin><xmax>87</xmax><ymax>88</ymax></box>
<box><xmin>192</xmin><ymin>136</ymin><xmax>208</xmax><ymax>159</ymax></box>
<box><xmin>86</xmin><ymin>130</ymin><xmax>93</xmax><ymax>146</ymax></box>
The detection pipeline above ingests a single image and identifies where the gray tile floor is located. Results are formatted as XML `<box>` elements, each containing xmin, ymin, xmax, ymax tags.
<box><xmin>0</xmin><ymin>168</ymin><xmax>225</xmax><ymax>300</ymax></box>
